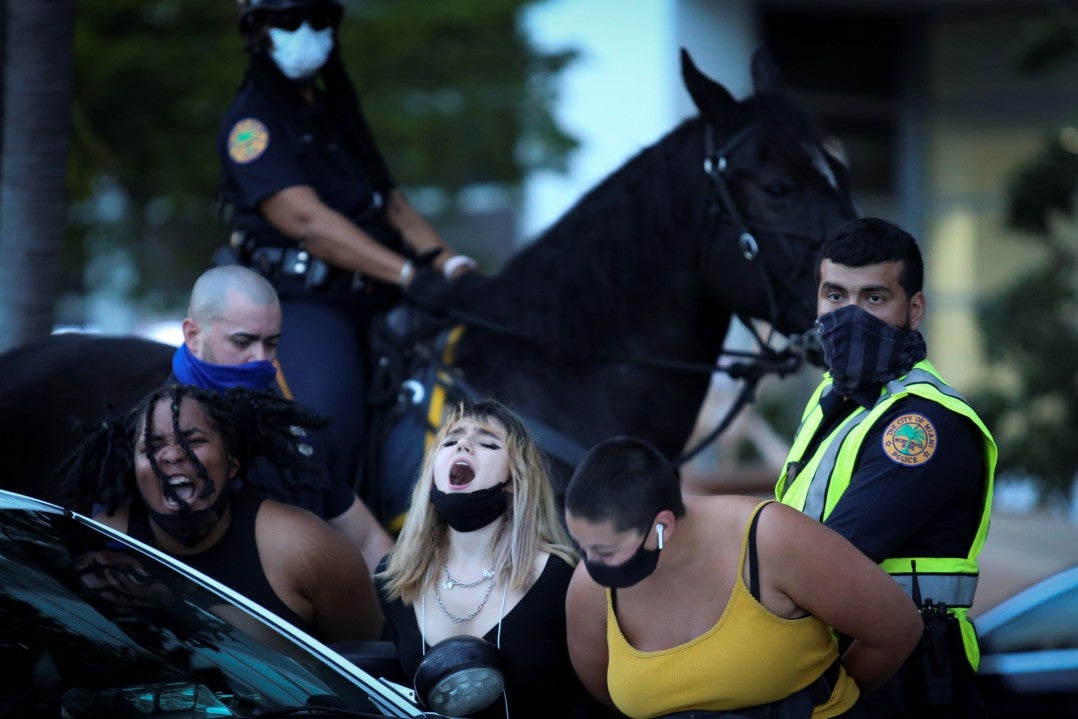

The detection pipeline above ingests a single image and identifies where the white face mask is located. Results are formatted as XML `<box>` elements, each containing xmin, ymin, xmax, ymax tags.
<box><xmin>268</xmin><ymin>21</ymin><xmax>334</xmax><ymax>80</ymax></box>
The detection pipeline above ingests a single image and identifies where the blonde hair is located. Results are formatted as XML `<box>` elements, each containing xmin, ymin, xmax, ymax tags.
<box><xmin>379</xmin><ymin>399</ymin><xmax>576</xmax><ymax>604</ymax></box>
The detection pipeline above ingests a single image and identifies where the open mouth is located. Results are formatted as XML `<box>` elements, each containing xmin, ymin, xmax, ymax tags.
<box><xmin>163</xmin><ymin>476</ymin><xmax>198</xmax><ymax>510</ymax></box>
<box><xmin>448</xmin><ymin>461</ymin><xmax>475</xmax><ymax>488</ymax></box>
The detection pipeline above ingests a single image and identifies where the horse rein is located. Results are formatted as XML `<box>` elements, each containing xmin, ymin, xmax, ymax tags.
<box><xmin>415</xmin><ymin>306</ymin><xmax>803</xmax><ymax>470</ymax></box>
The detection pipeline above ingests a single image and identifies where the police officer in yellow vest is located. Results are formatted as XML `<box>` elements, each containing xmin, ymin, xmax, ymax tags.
<box><xmin>776</xmin><ymin>218</ymin><xmax>996</xmax><ymax>718</ymax></box>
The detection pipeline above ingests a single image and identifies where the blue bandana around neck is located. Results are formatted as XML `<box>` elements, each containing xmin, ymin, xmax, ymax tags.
<box><xmin>171</xmin><ymin>343</ymin><xmax>277</xmax><ymax>393</ymax></box>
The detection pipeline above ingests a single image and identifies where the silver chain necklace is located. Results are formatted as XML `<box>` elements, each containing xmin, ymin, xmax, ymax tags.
<box><xmin>441</xmin><ymin>561</ymin><xmax>494</xmax><ymax>590</ymax></box>
<box><xmin>433</xmin><ymin>560</ymin><xmax>495</xmax><ymax>625</ymax></box>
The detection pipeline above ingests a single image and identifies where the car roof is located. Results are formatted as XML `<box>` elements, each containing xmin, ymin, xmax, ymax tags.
<box><xmin>0</xmin><ymin>487</ymin><xmax>67</xmax><ymax>512</ymax></box>
<box><xmin>974</xmin><ymin>565</ymin><xmax>1078</xmax><ymax>637</ymax></box>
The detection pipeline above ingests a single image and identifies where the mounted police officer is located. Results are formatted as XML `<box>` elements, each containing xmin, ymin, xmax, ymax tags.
<box><xmin>776</xmin><ymin>217</ymin><xmax>996</xmax><ymax>718</ymax></box>
<box><xmin>217</xmin><ymin>0</ymin><xmax>478</xmax><ymax>506</ymax></box>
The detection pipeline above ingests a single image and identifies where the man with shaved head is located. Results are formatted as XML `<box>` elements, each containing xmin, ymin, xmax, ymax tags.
<box><xmin>170</xmin><ymin>265</ymin><xmax>393</xmax><ymax>572</ymax></box>
<box><xmin>183</xmin><ymin>264</ymin><xmax>282</xmax><ymax>369</ymax></box>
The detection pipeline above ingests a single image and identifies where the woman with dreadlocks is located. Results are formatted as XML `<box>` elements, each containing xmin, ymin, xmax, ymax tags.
<box><xmin>57</xmin><ymin>383</ymin><xmax>382</xmax><ymax>644</ymax></box>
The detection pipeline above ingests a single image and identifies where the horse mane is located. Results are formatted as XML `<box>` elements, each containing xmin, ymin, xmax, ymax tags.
<box><xmin>460</xmin><ymin>118</ymin><xmax>707</xmax><ymax>353</ymax></box>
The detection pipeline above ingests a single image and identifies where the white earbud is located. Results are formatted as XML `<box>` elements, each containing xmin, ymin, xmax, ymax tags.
<box><xmin>656</xmin><ymin>523</ymin><xmax>665</xmax><ymax>550</ymax></box>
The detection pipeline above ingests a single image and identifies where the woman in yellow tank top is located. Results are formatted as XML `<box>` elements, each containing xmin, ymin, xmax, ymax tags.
<box><xmin>564</xmin><ymin>436</ymin><xmax>923</xmax><ymax>719</ymax></box>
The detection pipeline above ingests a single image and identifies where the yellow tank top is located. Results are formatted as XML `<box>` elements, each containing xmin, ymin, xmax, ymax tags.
<box><xmin>606</xmin><ymin>501</ymin><xmax>859</xmax><ymax>719</ymax></box>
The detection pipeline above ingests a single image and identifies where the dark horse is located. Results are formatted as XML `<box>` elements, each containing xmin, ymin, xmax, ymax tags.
<box><xmin>0</xmin><ymin>49</ymin><xmax>856</xmax><ymax>524</ymax></box>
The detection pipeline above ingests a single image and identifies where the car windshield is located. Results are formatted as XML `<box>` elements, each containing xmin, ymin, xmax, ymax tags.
<box><xmin>0</xmin><ymin>505</ymin><xmax>414</xmax><ymax>717</ymax></box>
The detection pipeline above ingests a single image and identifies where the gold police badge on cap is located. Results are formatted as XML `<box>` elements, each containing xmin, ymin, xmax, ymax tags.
<box><xmin>882</xmin><ymin>413</ymin><xmax>936</xmax><ymax>466</ymax></box>
<box><xmin>228</xmin><ymin>118</ymin><xmax>269</xmax><ymax>164</ymax></box>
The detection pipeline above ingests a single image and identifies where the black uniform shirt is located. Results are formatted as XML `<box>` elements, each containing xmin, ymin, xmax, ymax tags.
<box><xmin>217</xmin><ymin>58</ymin><xmax>394</xmax><ymax>245</ymax></box>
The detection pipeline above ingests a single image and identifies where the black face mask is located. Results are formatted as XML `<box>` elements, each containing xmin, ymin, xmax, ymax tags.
<box><xmin>583</xmin><ymin>523</ymin><xmax>662</xmax><ymax>589</ymax></box>
<box><xmin>816</xmin><ymin>304</ymin><xmax>927</xmax><ymax>406</ymax></box>
<box><xmin>430</xmin><ymin>480</ymin><xmax>510</xmax><ymax>532</ymax></box>
<box><xmin>147</xmin><ymin>488</ymin><xmax>232</xmax><ymax>548</ymax></box>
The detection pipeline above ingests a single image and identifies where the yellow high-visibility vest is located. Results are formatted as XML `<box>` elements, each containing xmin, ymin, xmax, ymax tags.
<box><xmin>776</xmin><ymin>360</ymin><xmax>997</xmax><ymax>669</ymax></box>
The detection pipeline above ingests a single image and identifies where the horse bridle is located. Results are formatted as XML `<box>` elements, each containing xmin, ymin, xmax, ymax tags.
<box><xmin>644</xmin><ymin>120</ymin><xmax>832</xmax><ymax>466</ymax></box>
<box><xmin>702</xmin><ymin>120</ymin><xmax>823</xmax><ymax>352</ymax></box>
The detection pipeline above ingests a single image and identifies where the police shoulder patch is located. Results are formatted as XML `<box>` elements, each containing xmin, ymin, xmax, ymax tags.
<box><xmin>881</xmin><ymin>413</ymin><xmax>936</xmax><ymax>467</ymax></box>
<box><xmin>228</xmin><ymin>118</ymin><xmax>270</xmax><ymax>164</ymax></box>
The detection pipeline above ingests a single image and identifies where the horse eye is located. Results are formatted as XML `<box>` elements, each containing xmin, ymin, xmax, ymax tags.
<box><xmin>762</xmin><ymin>181</ymin><xmax>791</xmax><ymax>199</ymax></box>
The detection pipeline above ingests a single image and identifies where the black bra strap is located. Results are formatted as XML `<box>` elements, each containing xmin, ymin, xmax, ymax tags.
<box><xmin>747</xmin><ymin>501</ymin><xmax>772</xmax><ymax>602</ymax></box>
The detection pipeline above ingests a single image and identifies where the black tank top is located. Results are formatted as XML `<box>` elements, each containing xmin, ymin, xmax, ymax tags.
<box><xmin>127</xmin><ymin>490</ymin><xmax>311</xmax><ymax>632</ymax></box>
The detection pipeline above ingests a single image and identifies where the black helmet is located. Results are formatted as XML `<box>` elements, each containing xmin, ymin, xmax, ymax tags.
<box><xmin>237</xmin><ymin>0</ymin><xmax>343</xmax><ymax>33</ymax></box>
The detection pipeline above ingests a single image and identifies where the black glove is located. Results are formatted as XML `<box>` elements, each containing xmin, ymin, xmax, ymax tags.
<box><xmin>413</xmin><ymin>247</ymin><xmax>444</xmax><ymax>268</ymax></box>
<box><xmin>405</xmin><ymin>266</ymin><xmax>455</xmax><ymax>313</ymax></box>
<box><xmin>405</xmin><ymin>266</ymin><xmax>484</xmax><ymax>316</ymax></box>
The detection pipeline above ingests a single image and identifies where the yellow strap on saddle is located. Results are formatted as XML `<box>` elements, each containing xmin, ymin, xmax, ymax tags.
<box><xmin>386</xmin><ymin>324</ymin><xmax>467</xmax><ymax>535</ymax></box>
<box><xmin>273</xmin><ymin>359</ymin><xmax>293</xmax><ymax>400</ymax></box>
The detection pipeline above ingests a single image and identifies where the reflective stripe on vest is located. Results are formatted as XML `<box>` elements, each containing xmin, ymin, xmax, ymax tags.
<box><xmin>879</xmin><ymin>557</ymin><xmax>979</xmax><ymax>608</ymax></box>
<box><xmin>802</xmin><ymin>408</ymin><xmax>866</xmax><ymax>521</ymax></box>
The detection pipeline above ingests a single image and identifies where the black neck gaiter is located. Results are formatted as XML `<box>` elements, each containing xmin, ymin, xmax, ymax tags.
<box><xmin>816</xmin><ymin>304</ymin><xmax>927</xmax><ymax>407</ymax></box>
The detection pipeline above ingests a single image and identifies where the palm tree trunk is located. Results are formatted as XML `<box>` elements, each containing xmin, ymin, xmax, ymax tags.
<box><xmin>0</xmin><ymin>0</ymin><xmax>75</xmax><ymax>352</ymax></box>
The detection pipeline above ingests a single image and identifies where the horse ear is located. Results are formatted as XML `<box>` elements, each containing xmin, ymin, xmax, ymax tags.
<box><xmin>680</xmin><ymin>47</ymin><xmax>736</xmax><ymax>121</ymax></box>
<box><xmin>750</xmin><ymin>45</ymin><xmax>789</xmax><ymax>95</ymax></box>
